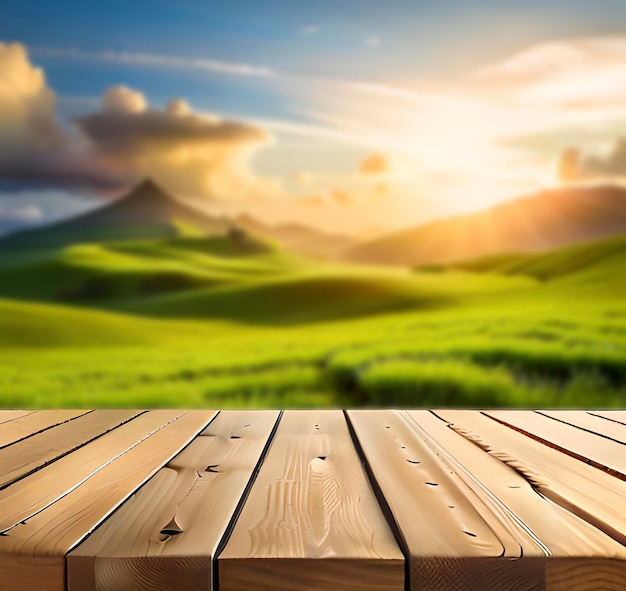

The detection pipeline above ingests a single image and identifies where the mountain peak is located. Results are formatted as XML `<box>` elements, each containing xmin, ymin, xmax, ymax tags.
<box><xmin>123</xmin><ymin>178</ymin><xmax>174</xmax><ymax>207</ymax></box>
<box><xmin>0</xmin><ymin>178</ymin><xmax>233</xmax><ymax>249</ymax></box>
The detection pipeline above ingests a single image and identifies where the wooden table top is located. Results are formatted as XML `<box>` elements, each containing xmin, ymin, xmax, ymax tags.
<box><xmin>0</xmin><ymin>409</ymin><xmax>624</xmax><ymax>591</ymax></box>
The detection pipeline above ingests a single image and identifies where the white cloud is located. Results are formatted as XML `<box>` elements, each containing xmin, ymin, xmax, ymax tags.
<box><xmin>0</xmin><ymin>189</ymin><xmax>97</xmax><ymax>234</ymax></box>
<box><xmin>32</xmin><ymin>47</ymin><xmax>277</xmax><ymax>78</ymax></box>
<box><xmin>278</xmin><ymin>34</ymin><xmax>626</xmax><ymax>209</ymax></box>
<box><xmin>0</xmin><ymin>203</ymin><xmax>42</xmax><ymax>222</ymax></box>
<box><xmin>0</xmin><ymin>43</ymin><xmax>278</xmax><ymax>200</ymax></box>
<box><xmin>0</xmin><ymin>42</ymin><xmax>115</xmax><ymax>189</ymax></box>
<box><xmin>241</xmin><ymin>114</ymin><xmax>379</xmax><ymax>147</ymax></box>
<box><xmin>0</xmin><ymin>42</ymin><xmax>64</xmax><ymax>154</ymax></box>
<box><xmin>102</xmin><ymin>86</ymin><xmax>148</xmax><ymax>114</ymax></box>
<box><xmin>6</xmin><ymin>34</ymin><xmax>626</xmax><ymax>230</ymax></box>
<box><xmin>0</xmin><ymin>202</ymin><xmax>42</xmax><ymax>235</ymax></box>
<box><xmin>75</xmin><ymin>86</ymin><xmax>273</xmax><ymax>199</ymax></box>
<box><xmin>470</xmin><ymin>37</ymin><xmax>626</xmax><ymax>109</ymax></box>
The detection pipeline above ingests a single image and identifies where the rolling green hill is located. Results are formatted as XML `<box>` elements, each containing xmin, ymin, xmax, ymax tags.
<box><xmin>449</xmin><ymin>233</ymin><xmax>626</xmax><ymax>289</ymax></box>
<box><xmin>128</xmin><ymin>271</ymin><xmax>533</xmax><ymax>324</ymax></box>
<box><xmin>0</xmin><ymin>197</ymin><xmax>537</xmax><ymax>326</ymax></box>
<box><xmin>0</xmin><ymin>298</ymin><xmax>194</xmax><ymax>347</ymax></box>
<box><xmin>0</xmin><ymin>233</ymin><xmax>311</xmax><ymax>302</ymax></box>
<box><xmin>2</xmin><ymin>181</ymin><xmax>626</xmax><ymax>410</ymax></box>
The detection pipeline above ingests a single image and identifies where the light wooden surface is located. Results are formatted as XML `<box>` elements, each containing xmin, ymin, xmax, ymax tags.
<box><xmin>0</xmin><ymin>410</ymin><xmax>143</xmax><ymax>489</ymax></box>
<box><xmin>436</xmin><ymin>410</ymin><xmax>626</xmax><ymax>590</ymax></box>
<box><xmin>588</xmin><ymin>410</ymin><xmax>626</xmax><ymax>425</ymax></box>
<box><xmin>218</xmin><ymin>410</ymin><xmax>404</xmax><ymax>591</ymax></box>
<box><xmin>0</xmin><ymin>409</ymin><xmax>624</xmax><ymax>591</ymax></box>
<box><xmin>0</xmin><ymin>410</ymin><xmax>216</xmax><ymax>591</ymax></box>
<box><xmin>0</xmin><ymin>410</ymin><xmax>36</xmax><ymax>425</ymax></box>
<box><xmin>485</xmin><ymin>410</ymin><xmax>626</xmax><ymax>479</ymax></box>
<box><xmin>68</xmin><ymin>410</ymin><xmax>280</xmax><ymax>591</ymax></box>
<box><xmin>0</xmin><ymin>410</ymin><xmax>90</xmax><ymax>448</ymax></box>
<box><xmin>436</xmin><ymin>410</ymin><xmax>626</xmax><ymax>546</ymax></box>
<box><xmin>537</xmin><ymin>410</ymin><xmax>626</xmax><ymax>445</ymax></box>
<box><xmin>406</xmin><ymin>411</ymin><xmax>625</xmax><ymax>557</ymax></box>
<box><xmin>348</xmin><ymin>409</ymin><xmax>545</xmax><ymax>590</ymax></box>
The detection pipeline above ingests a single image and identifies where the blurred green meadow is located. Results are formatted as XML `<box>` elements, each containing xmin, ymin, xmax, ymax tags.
<box><xmin>2</xmin><ymin>230</ymin><xmax>626</xmax><ymax>409</ymax></box>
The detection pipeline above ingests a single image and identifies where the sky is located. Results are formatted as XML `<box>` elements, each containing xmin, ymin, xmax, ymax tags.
<box><xmin>2</xmin><ymin>0</ymin><xmax>626</xmax><ymax>234</ymax></box>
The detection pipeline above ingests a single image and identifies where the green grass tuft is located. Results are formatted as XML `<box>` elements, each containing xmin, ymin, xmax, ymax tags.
<box><xmin>356</xmin><ymin>359</ymin><xmax>518</xmax><ymax>407</ymax></box>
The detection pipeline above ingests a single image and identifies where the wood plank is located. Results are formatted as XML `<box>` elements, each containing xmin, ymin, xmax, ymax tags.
<box><xmin>0</xmin><ymin>410</ymin><xmax>181</xmax><ymax>533</ymax></box>
<box><xmin>68</xmin><ymin>410</ymin><xmax>280</xmax><ymax>591</ymax></box>
<box><xmin>0</xmin><ymin>411</ymin><xmax>36</xmax><ymax>425</ymax></box>
<box><xmin>485</xmin><ymin>410</ymin><xmax>626</xmax><ymax>480</ymax></box>
<box><xmin>0</xmin><ymin>410</ymin><xmax>91</xmax><ymax>448</ymax></box>
<box><xmin>406</xmin><ymin>411</ymin><xmax>626</xmax><ymax>561</ymax></box>
<box><xmin>0</xmin><ymin>410</ymin><xmax>144</xmax><ymax>489</ymax></box>
<box><xmin>435</xmin><ymin>410</ymin><xmax>626</xmax><ymax>549</ymax></box>
<box><xmin>218</xmin><ymin>410</ymin><xmax>404</xmax><ymax>591</ymax></box>
<box><xmin>546</xmin><ymin>559</ymin><xmax>626</xmax><ymax>591</ymax></box>
<box><xmin>537</xmin><ymin>410</ymin><xmax>626</xmax><ymax>445</ymax></box>
<box><xmin>348</xmin><ymin>410</ymin><xmax>544</xmax><ymax>591</ymax></box>
<box><xmin>588</xmin><ymin>410</ymin><xmax>626</xmax><ymax>426</ymax></box>
<box><xmin>0</xmin><ymin>410</ymin><xmax>216</xmax><ymax>591</ymax></box>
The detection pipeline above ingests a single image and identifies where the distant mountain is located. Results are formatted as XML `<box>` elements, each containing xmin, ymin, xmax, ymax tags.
<box><xmin>343</xmin><ymin>185</ymin><xmax>626</xmax><ymax>267</ymax></box>
<box><xmin>235</xmin><ymin>214</ymin><xmax>357</xmax><ymax>258</ymax></box>
<box><xmin>0</xmin><ymin>180</ymin><xmax>231</xmax><ymax>249</ymax></box>
<box><xmin>0</xmin><ymin>180</ymin><xmax>358</xmax><ymax>258</ymax></box>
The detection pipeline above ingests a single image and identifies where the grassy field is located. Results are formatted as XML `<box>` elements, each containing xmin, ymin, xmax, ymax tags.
<box><xmin>1</xmin><ymin>233</ymin><xmax>626</xmax><ymax>409</ymax></box>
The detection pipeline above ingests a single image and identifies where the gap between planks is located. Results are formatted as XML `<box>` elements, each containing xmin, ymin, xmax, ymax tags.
<box><xmin>0</xmin><ymin>410</ymin><xmax>624</xmax><ymax>591</ymax></box>
<box><xmin>68</xmin><ymin>410</ymin><xmax>282</xmax><ymax>591</ymax></box>
<box><xmin>0</xmin><ymin>410</ymin><xmax>145</xmax><ymax>490</ymax></box>
<box><xmin>0</xmin><ymin>410</ymin><xmax>217</xmax><ymax>591</ymax></box>
<box><xmin>483</xmin><ymin>410</ymin><xmax>626</xmax><ymax>481</ymax></box>
<box><xmin>217</xmin><ymin>410</ymin><xmax>405</xmax><ymax>591</ymax></box>
<box><xmin>0</xmin><ymin>410</ymin><xmax>93</xmax><ymax>449</ymax></box>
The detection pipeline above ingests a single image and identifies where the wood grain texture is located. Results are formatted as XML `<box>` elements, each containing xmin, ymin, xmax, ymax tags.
<box><xmin>485</xmin><ymin>410</ymin><xmax>626</xmax><ymax>479</ymax></box>
<box><xmin>0</xmin><ymin>409</ymin><xmax>144</xmax><ymax>489</ymax></box>
<box><xmin>0</xmin><ymin>410</ymin><xmax>181</xmax><ymax>532</ymax></box>
<box><xmin>406</xmin><ymin>411</ymin><xmax>626</xmax><ymax>559</ymax></box>
<box><xmin>68</xmin><ymin>410</ymin><xmax>280</xmax><ymax>591</ymax></box>
<box><xmin>435</xmin><ymin>410</ymin><xmax>626</xmax><ymax>548</ymax></box>
<box><xmin>0</xmin><ymin>410</ymin><xmax>216</xmax><ymax>591</ymax></box>
<box><xmin>218</xmin><ymin>410</ymin><xmax>404</xmax><ymax>591</ymax></box>
<box><xmin>222</xmin><ymin>558</ymin><xmax>404</xmax><ymax>591</ymax></box>
<box><xmin>0</xmin><ymin>409</ymin><xmax>623</xmax><ymax>591</ymax></box>
<box><xmin>348</xmin><ymin>410</ymin><xmax>543</xmax><ymax>591</ymax></box>
<box><xmin>0</xmin><ymin>410</ymin><xmax>91</xmax><ymax>448</ymax></box>
<box><xmin>0</xmin><ymin>410</ymin><xmax>36</xmax><ymax>425</ymax></box>
<box><xmin>537</xmin><ymin>410</ymin><xmax>626</xmax><ymax>444</ymax></box>
<box><xmin>546</xmin><ymin>559</ymin><xmax>626</xmax><ymax>591</ymax></box>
